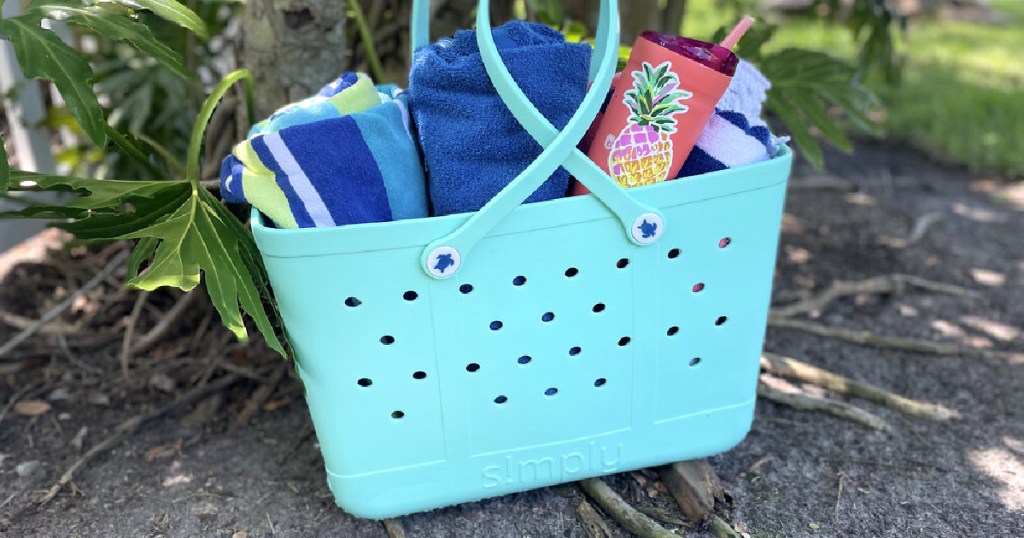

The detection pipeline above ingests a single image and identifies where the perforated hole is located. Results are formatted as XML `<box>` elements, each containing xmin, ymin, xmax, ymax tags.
<box><xmin>715</xmin><ymin>316</ymin><xmax>728</xmax><ymax>326</ymax></box>
<box><xmin>344</xmin><ymin>297</ymin><xmax>361</xmax><ymax>307</ymax></box>
<box><xmin>380</xmin><ymin>335</ymin><xmax>395</xmax><ymax>345</ymax></box>
<box><xmin>689</xmin><ymin>357</ymin><xmax>702</xmax><ymax>367</ymax></box>
<box><xmin>692</xmin><ymin>282</ymin><xmax>705</xmax><ymax>293</ymax></box>
<box><xmin>544</xmin><ymin>387</ymin><xmax>558</xmax><ymax>397</ymax></box>
<box><xmin>667</xmin><ymin>248</ymin><xmax>680</xmax><ymax>259</ymax></box>
<box><xmin>616</xmin><ymin>258</ymin><xmax>630</xmax><ymax>269</ymax></box>
<box><xmin>459</xmin><ymin>284</ymin><xmax>474</xmax><ymax>294</ymax></box>
<box><xmin>466</xmin><ymin>363</ymin><xmax>480</xmax><ymax>372</ymax></box>
<box><xmin>489</xmin><ymin>320</ymin><xmax>503</xmax><ymax>331</ymax></box>
<box><xmin>569</xmin><ymin>346</ymin><xmax>582</xmax><ymax>356</ymax></box>
<box><xmin>594</xmin><ymin>378</ymin><xmax>606</xmax><ymax>387</ymax></box>
<box><xmin>413</xmin><ymin>371</ymin><xmax>427</xmax><ymax>379</ymax></box>
<box><xmin>357</xmin><ymin>378</ymin><xmax>372</xmax><ymax>387</ymax></box>
<box><xmin>667</xmin><ymin>326</ymin><xmax>680</xmax><ymax>336</ymax></box>
<box><xmin>403</xmin><ymin>290</ymin><xmax>418</xmax><ymax>301</ymax></box>
<box><xmin>494</xmin><ymin>395</ymin><xmax>508</xmax><ymax>404</ymax></box>
<box><xmin>513</xmin><ymin>275</ymin><xmax>527</xmax><ymax>286</ymax></box>
<box><xmin>518</xmin><ymin>355</ymin><xmax>532</xmax><ymax>365</ymax></box>
<box><xmin>719</xmin><ymin>237</ymin><xmax>732</xmax><ymax>248</ymax></box>
<box><xmin>618</xmin><ymin>336</ymin><xmax>631</xmax><ymax>346</ymax></box>
<box><xmin>593</xmin><ymin>303</ymin><xmax>606</xmax><ymax>313</ymax></box>
<box><xmin>391</xmin><ymin>410</ymin><xmax>405</xmax><ymax>419</ymax></box>
<box><xmin>541</xmin><ymin>312</ymin><xmax>555</xmax><ymax>322</ymax></box>
<box><xmin>565</xmin><ymin>267</ymin><xmax>579</xmax><ymax>277</ymax></box>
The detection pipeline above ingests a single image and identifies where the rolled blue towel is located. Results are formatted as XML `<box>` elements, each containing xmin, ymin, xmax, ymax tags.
<box><xmin>676</xmin><ymin>109</ymin><xmax>773</xmax><ymax>177</ymax></box>
<box><xmin>408</xmin><ymin>21</ymin><xmax>591</xmax><ymax>216</ymax></box>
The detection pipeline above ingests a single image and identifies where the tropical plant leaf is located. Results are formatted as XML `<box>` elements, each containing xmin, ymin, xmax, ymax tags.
<box><xmin>0</xmin><ymin>16</ymin><xmax>107</xmax><ymax>146</ymax></box>
<box><xmin>3</xmin><ymin>171</ymin><xmax>285</xmax><ymax>357</ymax></box>
<box><xmin>31</xmin><ymin>1</ymin><xmax>191</xmax><ymax>79</ymax></box>
<box><xmin>760</xmin><ymin>48</ymin><xmax>879</xmax><ymax>170</ymax></box>
<box><xmin>126</xmin><ymin>0</ymin><xmax>207</xmax><ymax>38</ymax></box>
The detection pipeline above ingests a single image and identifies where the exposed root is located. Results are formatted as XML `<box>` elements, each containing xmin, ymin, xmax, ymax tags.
<box><xmin>757</xmin><ymin>382</ymin><xmax>892</xmax><ymax>432</ymax></box>
<box><xmin>761</xmin><ymin>353</ymin><xmax>956</xmax><ymax>419</ymax></box>
<box><xmin>579</xmin><ymin>477</ymin><xmax>679</xmax><ymax>538</ymax></box>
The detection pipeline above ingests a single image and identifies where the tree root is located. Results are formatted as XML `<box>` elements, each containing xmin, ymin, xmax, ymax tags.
<box><xmin>771</xmin><ymin>273</ymin><xmax>980</xmax><ymax>319</ymax></box>
<box><xmin>579</xmin><ymin>477</ymin><xmax>679</xmax><ymax>538</ymax></box>
<box><xmin>768</xmin><ymin>317</ymin><xmax>1011</xmax><ymax>359</ymax></box>
<box><xmin>709</xmin><ymin>516</ymin><xmax>744</xmax><ymax>538</ymax></box>
<box><xmin>757</xmin><ymin>382</ymin><xmax>892</xmax><ymax>432</ymax></box>
<box><xmin>760</xmin><ymin>353</ymin><xmax>956</xmax><ymax>419</ymax></box>
<box><xmin>232</xmin><ymin>361</ymin><xmax>290</xmax><ymax>430</ymax></box>
<box><xmin>576</xmin><ymin>498</ymin><xmax>615</xmax><ymax>538</ymax></box>
<box><xmin>130</xmin><ymin>289</ymin><xmax>199</xmax><ymax>357</ymax></box>
<box><xmin>38</xmin><ymin>374</ymin><xmax>240</xmax><ymax>504</ymax></box>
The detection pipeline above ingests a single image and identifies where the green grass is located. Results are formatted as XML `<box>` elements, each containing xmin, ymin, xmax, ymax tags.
<box><xmin>683</xmin><ymin>0</ymin><xmax>1024</xmax><ymax>178</ymax></box>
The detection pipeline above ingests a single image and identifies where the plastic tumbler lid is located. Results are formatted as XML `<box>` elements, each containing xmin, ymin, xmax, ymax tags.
<box><xmin>640</xmin><ymin>31</ymin><xmax>739</xmax><ymax>77</ymax></box>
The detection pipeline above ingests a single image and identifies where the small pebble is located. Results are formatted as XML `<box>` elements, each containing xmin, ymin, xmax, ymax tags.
<box><xmin>16</xmin><ymin>461</ymin><xmax>41</xmax><ymax>477</ymax></box>
<box><xmin>47</xmin><ymin>388</ymin><xmax>71</xmax><ymax>401</ymax></box>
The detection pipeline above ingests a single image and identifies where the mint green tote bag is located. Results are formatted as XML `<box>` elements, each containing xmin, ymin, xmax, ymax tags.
<box><xmin>251</xmin><ymin>0</ymin><xmax>792</xmax><ymax>519</ymax></box>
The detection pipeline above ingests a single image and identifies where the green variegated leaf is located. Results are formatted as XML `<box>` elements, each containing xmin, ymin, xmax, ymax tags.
<box><xmin>126</xmin><ymin>0</ymin><xmax>207</xmax><ymax>38</ymax></box>
<box><xmin>0</xmin><ymin>17</ymin><xmax>107</xmax><ymax>146</ymax></box>
<box><xmin>31</xmin><ymin>1</ymin><xmax>191</xmax><ymax>79</ymax></box>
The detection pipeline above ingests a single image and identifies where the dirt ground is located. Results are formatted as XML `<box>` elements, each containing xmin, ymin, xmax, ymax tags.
<box><xmin>1</xmin><ymin>140</ymin><xmax>1022</xmax><ymax>538</ymax></box>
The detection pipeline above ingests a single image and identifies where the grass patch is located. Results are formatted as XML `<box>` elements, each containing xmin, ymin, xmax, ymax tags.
<box><xmin>683</xmin><ymin>0</ymin><xmax>1024</xmax><ymax>178</ymax></box>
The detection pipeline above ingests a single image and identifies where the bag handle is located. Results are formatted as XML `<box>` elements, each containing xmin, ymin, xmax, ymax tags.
<box><xmin>412</xmin><ymin>0</ymin><xmax>665</xmax><ymax>279</ymax></box>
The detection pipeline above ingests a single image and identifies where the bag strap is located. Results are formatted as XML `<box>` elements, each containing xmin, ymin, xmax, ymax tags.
<box><xmin>412</xmin><ymin>0</ymin><xmax>665</xmax><ymax>279</ymax></box>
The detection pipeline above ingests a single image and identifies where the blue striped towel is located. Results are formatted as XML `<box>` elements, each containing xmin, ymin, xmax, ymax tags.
<box><xmin>221</xmin><ymin>74</ymin><xmax>428</xmax><ymax>229</ymax></box>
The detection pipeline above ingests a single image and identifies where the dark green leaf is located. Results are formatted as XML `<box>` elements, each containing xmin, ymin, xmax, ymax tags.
<box><xmin>127</xmin><ymin>0</ymin><xmax>207</xmax><ymax>38</ymax></box>
<box><xmin>768</xmin><ymin>91</ymin><xmax>825</xmax><ymax>171</ymax></box>
<box><xmin>32</xmin><ymin>2</ymin><xmax>191</xmax><ymax>79</ymax></box>
<box><xmin>0</xmin><ymin>17</ymin><xmax>107</xmax><ymax>146</ymax></box>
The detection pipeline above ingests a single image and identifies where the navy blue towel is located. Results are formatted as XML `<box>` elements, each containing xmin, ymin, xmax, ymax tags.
<box><xmin>408</xmin><ymin>21</ymin><xmax>591</xmax><ymax>216</ymax></box>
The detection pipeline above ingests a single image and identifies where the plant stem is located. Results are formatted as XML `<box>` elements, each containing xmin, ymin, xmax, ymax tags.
<box><xmin>131</xmin><ymin>131</ymin><xmax>186</xmax><ymax>175</ymax></box>
<box><xmin>347</xmin><ymin>0</ymin><xmax>385</xmax><ymax>82</ymax></box>
<box><xmin>104</xmin><ymin>124</ymin><xmax>163</xmax><ymax>178</ymax></box>
<box><xmin>187</xmin><ymin>70</ymin><xmax>254</xmax><ymax>187</ymax></box>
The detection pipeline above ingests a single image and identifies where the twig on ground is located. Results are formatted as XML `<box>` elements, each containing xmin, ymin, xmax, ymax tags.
<box><xmin>120</xmin><ymin>290</ymin><xmax>151</xmax><ymax>378</ymax></box>
<box><xmin>768</xmin><ymin>317</ymin><xmax>1012</xmax><ymax>359</ymax></box>
<box><xmin>577</xmin><ymin>497</ymin><xmax>615</xmax><ymax>537</ymax></box>
<box><xmin>232</xmin><ymin>361</ymin><xmax>290</xmax><ymax>430</ymax></box>
<box><xmin>579</xmin><ymin>478</ymin><xmax>679</xmax><ymax>538</ymax></box>
<box><xmin>834</xmin><ymin>471</ymin><xmax>848</xmax><ymax>523</ymax></box>
<box><xmin>0</xmin><ymin>378</ymin><xmax>47</xmax><ymax>427</ymax></box>
<box><xmin>657</xmin><ymin>459</ymin><xmax>729</xmax><ymax>523</ymax></box>
<box><xmin>38</xmin><ymin>374</ymin><xmax>240</xmax><ymax>504</ymax></box>
<box><xmin>904</xmin><ymin>212</ymin><xmax>943</xmax><ymax>246</ymax></box>
<box><xmin>130</xmin><ymin>290</ymin><xmax>199</xmax><ymax>357</ymax></box>
<box><xmin>757</xmin><ymin>382</ymin><xmax>892</xmax><ymax>432</ymax></box>
<box><xmin>636</xmin><ymin>506</ymin><xmax>689</xmax><ymax>527</ymax></box>
<box><xmin>0</xmin><ymin>311</ymin><xmax>79</xmax><ymax>334</ymax></box>
<box><xmin>382</xmin><ymin>518</ymin><xmax>406</xmax><ymax>538</ymax></box>
<box><xmin>708</xmin><ymin>516</ymin><xmax>743</xmax><ymax>538</ymax></box>
<box><xmin>0</xmin><ymin>249</ymin><xmax>129</xmax><ymax>359</ymax></box>
<box><xmin>771</xmin><ymin>274</ymin><xmax>980</xmax><ymax>319</ymax></box>
<box><xmin>760</xmin><ymin>353</ymin><xmax>955</xmax><ymax>419</ymax></box>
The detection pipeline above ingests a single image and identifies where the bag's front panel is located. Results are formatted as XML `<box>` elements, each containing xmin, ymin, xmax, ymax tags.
<box><xmin>653</xmin><ymin>181</ymin><xmax>788</xmax><ymax>423</ymax></box>
<box><xmin>427</xmin><ymin>215</ymin><xmax>638</xmax><ymax>456</ymax></box>
<box><xmin>265</xmin><ymin>247</ymin><xmax>449</xmax><ymax>475</ymax></box>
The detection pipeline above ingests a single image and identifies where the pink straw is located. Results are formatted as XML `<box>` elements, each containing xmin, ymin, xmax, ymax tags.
<box><xmin>719</xmin><ymin>16</ymin><xmax>755</xmax><ymax>50</ymax></box>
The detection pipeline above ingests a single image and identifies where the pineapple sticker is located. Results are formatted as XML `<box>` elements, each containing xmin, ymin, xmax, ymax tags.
<box><xmin>607</xmin><ymin>61</ymin><xmax>692</xmax><ymax>188</ymax></box>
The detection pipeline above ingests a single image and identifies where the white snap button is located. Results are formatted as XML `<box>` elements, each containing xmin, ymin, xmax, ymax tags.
<box><xmin>632</xmin><ymin>213</ymin><xmax>663</xmax><ymax>244</ymax></box>
<box><xmin>426</xmin><ymin>245</ymin><xmax>461</xmax><ymax>278</ymax></box>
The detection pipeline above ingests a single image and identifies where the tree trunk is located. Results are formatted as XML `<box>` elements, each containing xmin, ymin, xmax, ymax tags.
<box><xmin>239</xmin><ymin>0</ymin><xmax>349</xmax><ymax>117</ymax></box>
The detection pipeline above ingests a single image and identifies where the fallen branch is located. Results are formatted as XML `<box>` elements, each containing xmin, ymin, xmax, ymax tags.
<box><xmin>709</xmin><ymin>516</ymin><xmax>743</xmax><ymax>538</ymax></box>
<box><xmin>120</xmin><ymin>290</ymin><xmax>151</xmax><ymax>378</ymax></box>
<box><xmin>757</xmin><ymin>382</ymin><xmax>892</xmax><ymax>432</ymax></box>
<box><xmin>576</xmin><ymin>498</ymin><xmax>615</xmax><ymax>538</ymax></box>
<box><xmin>579</xmin><ymin>478</ymin><xmax>679</xmax><ymax>538</ymax></box>
<box><xmin>760</xmin><ymin>353</ymin><xmax>955</xmax><ymax>419</ymax></box>
<box><xmin>0</xmin><ymin>310</ymin><xmax>79</xmax><ymax>334</ymax></box>
<box><xmin>130</xmin><ymin>290</ymin><xmax>200</xmax><ymax>357</ymax></box>
<box><xmin>382</xmin><ymin>518</ymin><xmax>406</xmax><ymax>538</ymax></box>
<box><xmin>657</xmin><ymin>459</ymin><xmax>729</xmax><ymax>523</ymax></box>
<box><xmin>0</xmin><ymin>249</ymin><xmax>129</xmax><ymax>359</ymax></box>
<box><xmin>771</xmin><ymin>274</ymin><xmax>980</xmax><ymax>319</ymax></box>
<box><xmin>38</xmin><ymin>374</ymin><xmax>240</xmax><ymax>504</ymax></box>
<box><xmin>768</xmin><ymin>317</ymin><xmax>1011</xmax><ymax>359</ymax></box>
<box><xmin>232</xmin><ymin>361</ymin><xmax>290</xmax><ymax>430</ymax></box>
